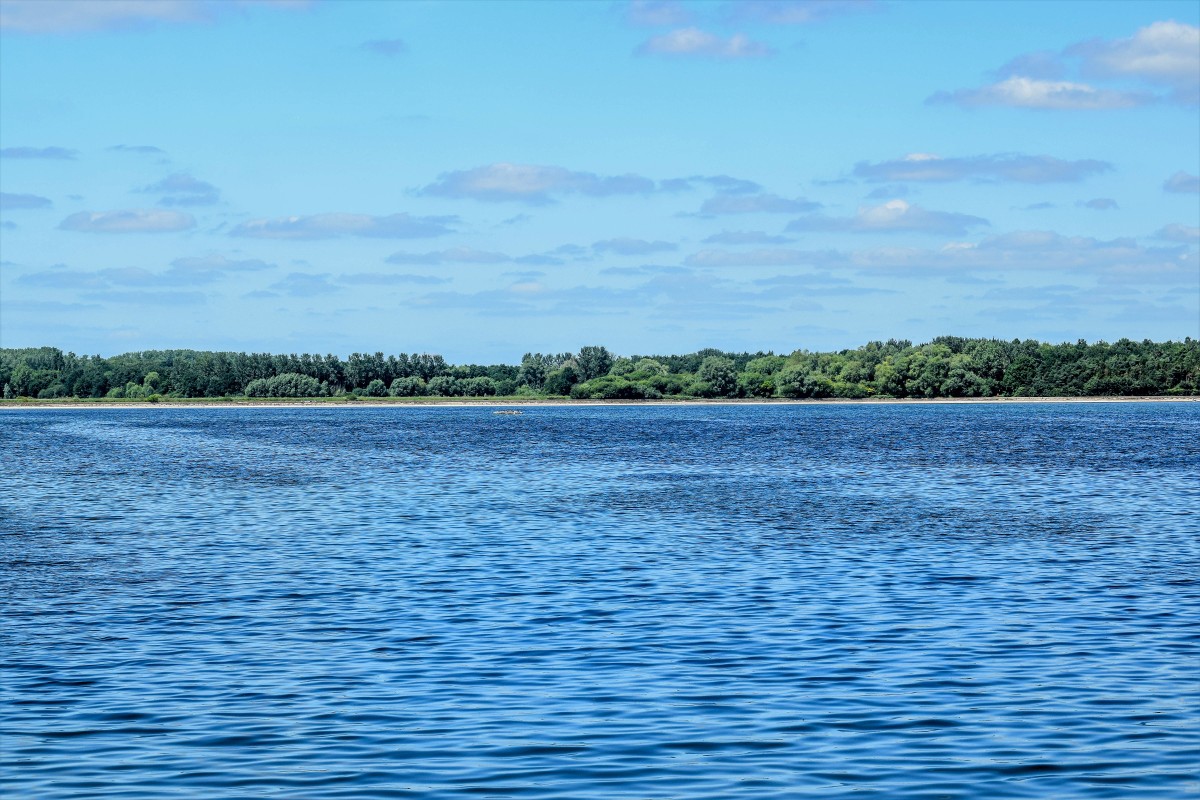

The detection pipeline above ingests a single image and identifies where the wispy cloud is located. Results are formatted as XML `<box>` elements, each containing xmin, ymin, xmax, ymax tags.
<box><xmin>362</xmin><ymin>38</ymin><xmax>406</xmax><ymax>56</ymax></box>
<box><xmin>231</xmin><ymin>212</ymin><xmax>456</xmax><ymax>239</ymax></box>
<box><xmin>16</xmin><ymin>256</ymin><xmax>270</xmax><ymax>290</ymax></box>
<box><xmin>0</xmin><ymin>146</ymin><xmax>76</xmax><ymax>159</ymax></box>
<box><xmin>684</xmin><ymin>231</ymin><xmax>1192</xmax><ymax>279</ymax></box>
<box><xmin>0</xmin><ymin>0</ymin><xmax>311</xmax><ymax>35</ymax></box>
<box><xmin>699</xmin><ymin>193</ymin><xmax>821</xmax><ymax>214</ymax></box>
<box><xmin>169</xmin><ymin>254</ymin><xmax>275</xmax><ymax>278</ymax></box>
<box><xmin>339</xmin><ymin>272</ymin><xmax>451</xmax><ymax>286</ymax></box>
<box><xmin>1156</xmin><ymin>223</ymin><xmax>1200</xmax><ymax>243</ymax></box>
<box><xmin>624</xmin><ymin>1</ymin><xmax>692</xmax><ymax>26</ymax></box>
<box><xmin>385</xmin><ymin>247</ymin><xmax>510</xmax><ymax>265</ymax></box>
<box><xmin>635</xmin><ymin>28</ymin><xmax>773</xmax><ymax>59</ymax></box>
<box><xmin>702</xmin><ymin>230</ymin><xmax>793</xmax><ymax>245</ymax></box>
<box><xmin>1069</xmin><ymin>21</ymin><xmax>1200</xmax><ymax>106</ymax></box>
<box><xmin>865</xmin><ymin>184</ymin><xmax>910</xmax><ymax>199</ymax></box>
<box><xmin>421</xmin><ymin>163</ymin><xmax>656</xmax><ymax>204</ymax></box>
<box><xmin>787</xmin><ymin>200</ymin><xmax>989</xmax><ymax>236</ymax></box>
<box><xmin>1079</xmin><ymin>198</ymin><xmax>1118</xmax><ymax>210</ymax></box>
<box><xmin>592</xmin><ymin>237</ymin><xmax>677</xmax><ymax>255</ymax></box>
<box><xmin>108</xmin><ymin>144</ymin><xmax>165</xmax><ymax>154</ymax></box>
<box><xmin>841</xmin><ymin>231</ymin><xmax>1192</xmax><ymax>276</ymax></box>
<box><xmin>268</xmin><ymin>272</ymin><xmax>340</xmax><ymax>297</ymax></box>
<box><xmin>686</xmin><ymin>248</ymin><xmax>823</xmax><ymax>267</ymax></box>
<box><xmin>59</xmin><ymin>209</ymin><xmax>195</xmax><ymax>233</ymax></box>
<box><xmin>0</xmin><ymin>192</ymin><xmax>52</xmax><ymax>210</ymax></box>
<box><xmin>854</xmin><ymin>153</ymin><xmax>1111</xmax><ymax>183</ymax></box>
<box><xmin>82</xmin><ymin>289</ymin><xmax>206</xmax><ymax>305</ymax></box>
<box><xmin>930</xmin><ymin>21</ymin><xmax>1199</xmax><ymax>109</ymax></box>
<box><xmin>142</xmin><ymin>173</ymin><xmax>220</xmax><ymax>206</ymax></box>
<box><xmin>723</xmin><ymin>0</ymin><xmax>875</xmax><ymax>25</ymax></box>
<box><xmin>1163</xmin><ymin>171</ymin><xmax>1200</xmax><ymax>194</ymax></box>
<box><xmin>928</xmin><ymin>76</ymin><xmax>1149</xmax><ymax>110</ymax></box>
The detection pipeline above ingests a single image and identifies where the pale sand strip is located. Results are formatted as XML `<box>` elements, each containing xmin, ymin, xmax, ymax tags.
<box><xmin>2</xmin><ymin>396</ymin><xmax>1196</xmax><ymax>411</ymax></box>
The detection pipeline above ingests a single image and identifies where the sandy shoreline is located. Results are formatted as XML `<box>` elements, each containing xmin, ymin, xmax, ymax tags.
<box><xmin>2</xmin><ymin>395</ymin><xmax>1196</xmax><ymax>410</ymax></box>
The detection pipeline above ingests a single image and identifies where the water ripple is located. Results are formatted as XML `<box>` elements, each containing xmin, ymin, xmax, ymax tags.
<box><xmin>2</xmin><ymin>404</ymin><xmax>1198</xmax><ymax>798</ymax></box>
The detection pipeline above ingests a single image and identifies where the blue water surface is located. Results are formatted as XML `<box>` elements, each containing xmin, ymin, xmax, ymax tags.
<box><xmin>2</xmin><ymin>403</ymin><xmax>1198</xmax><ymax>799</ymax></box>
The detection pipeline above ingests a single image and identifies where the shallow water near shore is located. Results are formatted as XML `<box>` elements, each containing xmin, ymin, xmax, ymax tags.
<box><xmin>2</xmin><ymin>404</ymin><xmax>1198</xmax><ymax>798</ymax></box>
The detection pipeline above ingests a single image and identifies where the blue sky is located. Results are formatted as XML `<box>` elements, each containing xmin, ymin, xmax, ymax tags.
<box><xmin>1</xmin><ymin>0</ymin><xmax>1197</xmax><ymax>361</ymax></box>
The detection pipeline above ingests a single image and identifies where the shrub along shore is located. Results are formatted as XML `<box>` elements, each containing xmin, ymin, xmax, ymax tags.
<box><xmin>2</xmin><ymin>337</ymin><xmax>1197</xmax><ymax>403</ymax></box>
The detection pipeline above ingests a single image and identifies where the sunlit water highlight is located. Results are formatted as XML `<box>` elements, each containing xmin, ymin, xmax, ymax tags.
<box><xmin>2</xmin><ymin>404</ymin><xmax>1198</xmax><ymax>798</ymax></box>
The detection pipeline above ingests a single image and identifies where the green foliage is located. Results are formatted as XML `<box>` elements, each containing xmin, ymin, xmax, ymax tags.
<box><xmin>542</xmin><ymin>363</ymin><xmax>582</xmax><ymax>396</ymax></box>
<box><xmin>570</xmin><ymin>375</ymin><xmax>663</xmax><ymax>400</ymax></box>
<box><xmin>461</xmin><ymin>376</ymin><xmax>498</xmax><ymax>396</ymax></box>
<box><xmin>389</xmin><ymin>376</ymin><xmax>427</xmax><ymax>397</ymax></box>
<box><xmin>427</xmin><ymin>376</ymin><xmax>461</xmax><ymax>397</ymax></box>
<box><xmin>576</xmin><ymin>346</ymin><xmax>614</xmax><ymax>381</ymax></box>
<box><xmin>697</xmin><ymin>356</ymin><xmax>738</xmax><ymax>397</ymax></box>
<box><xmin>3</xmin><ymin>337</ymin><xmax>1197</xmax><ymax>402</ymax></box>
<box><xmin>245</xmin><ymin>372</ymin><xmax>325</xmax><ymax>398</ymax></box>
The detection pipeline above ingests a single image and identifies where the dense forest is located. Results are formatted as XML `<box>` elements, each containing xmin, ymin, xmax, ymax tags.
<box><xmin>1</xmin><ymin>337</ymin><xmax>1197</xmax><ymax>401</ymax></box>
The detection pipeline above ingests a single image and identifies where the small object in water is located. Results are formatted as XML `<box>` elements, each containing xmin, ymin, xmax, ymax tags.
<box><xmin>493</xmin><ymin>409</ymin><xmax>523</xmax><ymax>415</ymax></box>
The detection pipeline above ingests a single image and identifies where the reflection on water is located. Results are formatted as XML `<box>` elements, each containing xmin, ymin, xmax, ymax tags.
<box><xmin>2</xmin><ymin>404</ymin><xmax>1198</xmax><ymax>798</ymax></box>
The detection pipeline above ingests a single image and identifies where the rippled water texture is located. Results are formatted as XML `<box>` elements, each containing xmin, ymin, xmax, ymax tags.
<box><xmin>2</xmin><ymin>404</ymin><xmax>1198</xmax><ymax>798</ymax></box>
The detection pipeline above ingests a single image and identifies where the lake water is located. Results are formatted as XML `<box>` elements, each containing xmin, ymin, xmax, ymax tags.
<box><xmin>2</xmin><ymin>404</ymin><xmax>1198</xmax><ymax>799</ymax></box>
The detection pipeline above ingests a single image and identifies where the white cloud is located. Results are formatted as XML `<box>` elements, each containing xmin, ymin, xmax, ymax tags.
<box><xmin>592</xmin><ymin>238</ymin><xmax>677</xmax><ymax>255</ymax></box>
<box><xmin>421</xmin><ymin>163</ymin><xmax>656</xmax><ymax>204</ymax></box>
<box><xmin>339</xmin><ymin>273</ymin><xmax>450</xmax><ymax>286</ymax></box>
<box><xmin>0</xmin><ymin>192</ymin><xmax>52</xmax><ymax>210</ymax></box>
<box><xmin>702</xmin><ymin>230</ymin><xmax>793</xmax><ymax>245</ymax></box>
<box><xmin>844</xmin><ymin>231</ymin><xmax>1193</xmax><ymax>276</ymax></box>
<box><xmin>699</xmin><ymin>193</ymin><xmax>821</xmax><ymax>214</ymax></box>
<box><xmin>108</xmin><ymin>144</ymin><xmax>165</xmax><ymax>154</ymax></box>
<box><xmin>624</xmin><ymin>1</ymin><xmax>692</xmax><ymax>26</ymax></box>
<box><xmin>169</xmin><ymin>255</ymin><xmax>275</xmax><ymax>276</ymax></box>
<box><xmin>686</xmin><ymin>248</ymin><xmax>824</xmax><ymax>267</ymax></box>
<box><xmin>385</xmin><ymin>247</ymin><xmax>510</xmax><ymax>265</ymax></box>
<box><xmin>268</xmin><ymin>272</ymin><xmax>340</xmax><ymax>297</ymax></box>
<box><xmin>683</xmin><ymin>231</ymin><xmax>1193</xmax><ymax>279</ymax></box>
<box><xmin>635</xmin><ymin>28</ymin><xmax>773</xmax><ymax>59</ymax></box>
<box><xmin>59</xmin><ymin>209</ymin><xmax>195</xmax><ymax>233</ymax></box>
<box><xmin>725</xmin><ymin>0</ymin><xmax>875</xmax><ymax>25</ymax></box>
<box><xmin>231</xmin><ymin>212</ymin><xmax>456</xmax><ymax>239</ymax></box>
<box><xmin>854</xmin><ymin>153</ymin><xmax>1111</xmax><ymax>183</ymax></box>
<box><xmin>0</xmin><ymin>0</ymin><xmax>310</xmax><ymax>34</ymax></box>
<box><xmin>1071</xmin><ymin>21</ymin><xmax>1200</xmax><ymax>106</ymax></box>
<box><xmin>787</xmin><ymin>199</ymin><xmax>989</xmax><ymax>235</ymax></box>
<box><xmin>16</xmin><ymin>256</ymin><xmax>271</xmax><ymax>290</ymax></box>
<box><xmin>1163</xmin><ymin>171</ymin><xmax>1200</xmax><ymax>194</ymax></box>
<box><xmin>932</xmin><ymin>21</ymin><xmax>1200</xmax><ymax>110</ymax></box>
<box><xmin>1156</xmin><ymin>224</ymin><xmax>1200</xmax><ymax>243</ymax></box>
<box><xmin>142</xmin><ymin>173</ymin><xmax>220</xmax><ymax>206</ymax></box>
<box><xmin>0</xmin><ymin>146</ymin><xmax>76</xmax><ymax>159</ymax></box>
<box><xmin>928</xmin><ymin>76</ymin><xmax>1148</xmax><ymax>110</ymax></box>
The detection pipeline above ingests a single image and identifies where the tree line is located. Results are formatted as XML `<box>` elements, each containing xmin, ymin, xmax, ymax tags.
<box><xmin>2</xmin><ymin>337</ymin><xmax>1197</xmax><ymax>401</ymax></box>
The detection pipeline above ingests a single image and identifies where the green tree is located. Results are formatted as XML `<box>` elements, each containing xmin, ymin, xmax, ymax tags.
<box><xmin>543</xmin><ymin>363</ymin><xmax>581</xmax><ymax>395</ymax></box>
<box><xmin>427</xmin><ymin>376</ymin><xmax>461</xmax><ymax>396</ymax></box>
<box><xmin>697</xmin><ymin>355</ymin><xmax>738</xmax><ymax>397</ymax></box>
<box><xmin>389</xmin><ymin>376</ymin><xmax>426</xmax><ymax>397</ymax></box>
<box><xmin>576</xmin><ymin>346</ymin><xmax>614</xmax><ymax>381</ymax></box>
